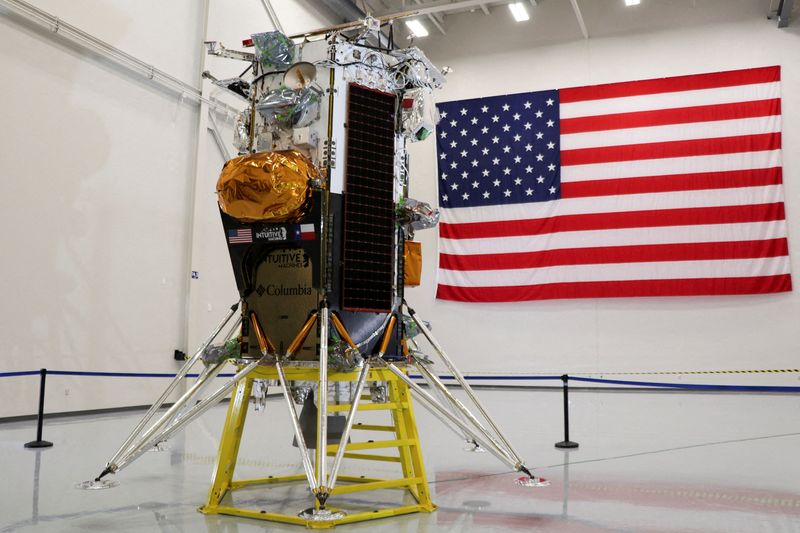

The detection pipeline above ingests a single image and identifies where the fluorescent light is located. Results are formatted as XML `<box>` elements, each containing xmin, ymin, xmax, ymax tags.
<box><xmin>405</xmin><ymin>19</ymin><xmax>429</xmax><ymax>37</ymax></box>
<box><xmin>625</xmin><ymin>0</ymin><xmax>641</xmax><ymax>5</ymax></box>
<box><xmin>508</xmin><ymin>2</ymin><xmax>530</xmax><ymax>22</ymax></box>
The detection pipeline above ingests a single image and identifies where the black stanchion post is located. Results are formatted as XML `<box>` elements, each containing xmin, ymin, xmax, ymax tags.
<box><xmin>25</xmin><ymin>368</ymin><xmax>53</xmax><ymax>449</ymax></box>
<box><xmin>555</xmin><ymin>374</ymin><xmax>578</xmax><ymax>449</ymax></box>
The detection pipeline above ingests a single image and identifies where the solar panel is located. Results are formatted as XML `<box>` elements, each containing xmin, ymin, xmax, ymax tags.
<box><xmin>342</xmin><ymin>84</ymin><xmax>397</xmax><ymax>312</ymax></box>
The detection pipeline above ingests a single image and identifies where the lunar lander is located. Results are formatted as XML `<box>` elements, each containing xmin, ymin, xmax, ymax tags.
<box><xmin>84</xmin><ymin>16</ymin><xmax>546</xmax><ymax>528</ymax></box>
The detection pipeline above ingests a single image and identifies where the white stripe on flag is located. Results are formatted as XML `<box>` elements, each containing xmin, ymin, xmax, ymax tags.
<box><xmin>439</xmin><ymin>185</ymin><xmax>784</xmax><ymax>225</ymax></box>
<box><xmin>560</xmin><ymin>150</ymin><xmax>782</xmax><ymax>182</ymax></box>
<box><xmin>560</xmin><ymin>116</ymin><xmax>781</xmax><ymax>150</ymax></box>
<box><xmin>559</xmin><ymin>82</ymin><xmax>780</xmax><ymax>119</ymax></box>
<box><xmin>440</xmin><ymin>221</ymin><xmax>787</xmax><ymax>256</ymax></box>
<box><xmin>438</xmin><ymin>256</ymin><xmax>791</xmax><ymax>288</ymax></box>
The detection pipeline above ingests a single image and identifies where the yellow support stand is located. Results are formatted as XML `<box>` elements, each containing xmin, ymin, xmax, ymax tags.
<box><xmin>199</xmin><ymin>365</ymin><xmax>436</xmax><ymax>528</ymax></box>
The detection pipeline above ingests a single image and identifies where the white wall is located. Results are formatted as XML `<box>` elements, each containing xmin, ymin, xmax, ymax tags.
<box><xmin>404</xmin><ymin>0</ymin><xmax>800</xmax><ymax>386</ymax></box>
<box><xmin>0</xmin><ymin>0</ymin><xmax>335</xmax><ymax>418</ymax></box>
<box><xmin>2</xmin><ymin>0</ymin><xmax>797</xmax><ymax>419</ymax></box>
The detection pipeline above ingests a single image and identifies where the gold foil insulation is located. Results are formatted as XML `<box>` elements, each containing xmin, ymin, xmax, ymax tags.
<box><xmin>404</xmin><ymin>241</ymin><xmax>422</xmax><ymax>287</ymax></box>
<box><xmin>216</xmin><ymin>150</ymin><xmax>317</xmax><ymax>222</ymax></box>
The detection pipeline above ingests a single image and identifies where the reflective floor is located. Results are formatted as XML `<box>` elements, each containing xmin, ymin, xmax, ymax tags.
<box><xmin>1</xmin><ymin>388</ymin><xmax>799</xmax><ymax>532</ymax></box>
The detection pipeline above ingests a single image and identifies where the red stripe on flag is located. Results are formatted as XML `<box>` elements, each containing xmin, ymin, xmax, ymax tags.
<box><xmin>439</xmin><ymin>202</ymin><xmax>786</xmax><ymax>239</ymax></box>
<box><xmin>559</xmin><ymin>66</ymin><xmax>780</xmax><ymax>103</ymax></box>
<box><xmin>439</xmin><ymin>203</ymin><xmax>785</xmax><ymax>240</ymax></box>
<box><xmin>436</xmin><ymin>274</ymin><xmax>792</xmax><ymax>302</ymax></box>
<box><xmin>561</xmin><ymin>133</ymin><xmax>781</xmax><ymax>166</ymax></box>
<box><xmin>562</xmin><ymin>168</ymin><xmax>783</xmax><ymax>198</ymax></box>
<box><xmin>560</xmin><ymin>99</ymin><xmax>781</xmax><ymax>134</ymax></box>
<box><xmin>440</xmin><ymin>239</ymin><xmax>789</xmax><ymax>271</ymax></box>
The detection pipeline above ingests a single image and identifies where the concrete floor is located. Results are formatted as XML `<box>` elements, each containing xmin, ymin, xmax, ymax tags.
<box><xmin>1</xmin><ymin>388</ymin><xmax>799</xmax><ymax>532</ymax></box>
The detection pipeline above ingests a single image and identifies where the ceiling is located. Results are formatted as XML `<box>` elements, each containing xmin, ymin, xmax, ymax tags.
<box><xmin>343</xmin><ymin>0</ymin><xmax>796</xmax><ymax>40</ymax></box>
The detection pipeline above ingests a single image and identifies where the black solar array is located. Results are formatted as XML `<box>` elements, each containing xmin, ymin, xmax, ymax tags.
<box><xmin>342</xmin><ymin>84</ymin><xmax>396</xmax><ymax>312</ymax></box>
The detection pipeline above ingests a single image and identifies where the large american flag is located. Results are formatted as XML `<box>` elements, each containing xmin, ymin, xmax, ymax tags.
<box><xmin>435</xmin><ymin>66</ymin><xmax>791</xmax><ymax>302</ymax></box>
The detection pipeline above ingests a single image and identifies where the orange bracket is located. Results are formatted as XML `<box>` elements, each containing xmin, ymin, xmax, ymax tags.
<box><xmin>286</xmin><ymin>312</ymin><xmax>318</xmax><ymax>358</ymax></box>
<box><xmin>377</xmin><ymin>315</ymin><xmax>397</xmax><ymax>357</ymax></box>
<box><xmin>330</xmin><ymin>312</ymin><xmax>358</xmax><ymax>350</ymax></box>
<box><xmin>249</xmin><ymin>311</ymin><xmax>276</xmax><ymax>355</ymax></box>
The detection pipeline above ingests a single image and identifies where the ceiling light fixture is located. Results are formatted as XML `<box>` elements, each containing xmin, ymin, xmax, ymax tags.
<box><xmin>405</xmin><ymin>19</ymin><xmax>429</xmax><ymax>37</ymax></box>
<box><xmin>625</xmin><ymin>0</ymin><xmax>641</xmax><ymax>6</ymax></box>
<box><xmin>508</xmin><ymin>2</ymin><xmax>530</xmax><ymax>22</ymax></box>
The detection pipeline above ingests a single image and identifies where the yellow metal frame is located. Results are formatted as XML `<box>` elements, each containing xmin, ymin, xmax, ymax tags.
<box><xmin>199</xmin><ymin>366</ymin><xmax>436</xmax><ymax>528</ymax></box>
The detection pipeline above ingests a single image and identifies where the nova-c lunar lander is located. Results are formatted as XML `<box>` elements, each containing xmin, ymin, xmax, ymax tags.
<box><xmin>83</xmin><ymin>16</ymin><xmax>546</xmax><ymax>528</ymax></box>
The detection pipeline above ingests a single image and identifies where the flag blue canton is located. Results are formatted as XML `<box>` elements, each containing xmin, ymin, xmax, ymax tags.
<box><xmin>435</xmin><ymin>89</ymin><xmax>560</xmax><ymax>209</ymax></box>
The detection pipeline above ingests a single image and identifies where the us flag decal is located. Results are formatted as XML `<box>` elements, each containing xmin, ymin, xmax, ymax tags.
<box><xmin>227</xmin><ymin>228</ymin><xmax>253</xmax><ymax>244</ymax></box>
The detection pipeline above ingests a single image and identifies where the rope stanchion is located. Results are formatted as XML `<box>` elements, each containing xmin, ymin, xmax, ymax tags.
<box><xmin>554</xmin><ymin>374</ymin><xmax>578</xmax><ymax>449</ymax></box>
<box><xmin>24</xmin><ymin>368</ymin><xmax>53</xmax><ymax>449</ymax></box>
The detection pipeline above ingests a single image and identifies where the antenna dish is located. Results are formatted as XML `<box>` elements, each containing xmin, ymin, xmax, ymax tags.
<box><xmin>283</xmin><ymin>62</ymin><xmax>317</xmax><ymax>90</ymax></box>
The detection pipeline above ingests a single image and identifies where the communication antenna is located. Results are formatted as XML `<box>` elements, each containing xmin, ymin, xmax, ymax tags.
<box><xmin>283</xmin><ymin>62</ymin><xmax>317</xmax><ymax>89</ymax></box>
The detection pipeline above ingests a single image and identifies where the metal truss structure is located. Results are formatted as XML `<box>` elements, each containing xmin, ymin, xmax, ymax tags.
<box><xmin>88</xmin><ymin>298</ymin><xmax>544</xmax><ymax>526</ymax></box>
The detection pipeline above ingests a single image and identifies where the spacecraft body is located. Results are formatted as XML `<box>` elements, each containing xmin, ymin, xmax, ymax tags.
<box><xmin>217</xmin><ymin>31</ymin><xmax>443</xmax><ymax>366</ymax></box>
<box><xmin>87</xmin><ymin>21</ymin><xmax>542</xmax><ymax>528</ymax></box>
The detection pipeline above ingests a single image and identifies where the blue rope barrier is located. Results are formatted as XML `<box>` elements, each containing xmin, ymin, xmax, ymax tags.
<box><xmin>568</xmin><ymin>376</ymin><xmax>800</xmax><ymax>393</ymax></box>
<box><xmin>414</xmin><ymin>373</ymin><xmax>800</xmax><ymax>392</ymax></box>
<box><xmin>49</xmin><ymin>370</ymin><xmax>238</xmax><ymax>378</ymax></box>
<box><xmin>0</xmin><ymin>370</ymin><xmax>41</xmax><ymax>378</ymax></box>
<box><xmin>47</xmin><ymin>370</ymin><xmax>187</xmax><ymax>378</ymax></box>
<box><xmin>409</xmin><ymin>374</ymin><xmax>561</xmax><ymax>381</ymax></box>
<box><xmin>0</xmin><ymin>370</ymin><xmax>238</xmax><ymax>379</ymax></box>
<box><xmin>1</xmin><ymin>369</ymin><xmax>799</xmax><ymax>392</ymax></box>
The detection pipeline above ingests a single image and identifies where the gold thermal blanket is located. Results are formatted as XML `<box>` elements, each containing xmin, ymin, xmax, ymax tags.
<box><xmin>217</xmin><ymin>150</ymin><xmax>317</xmax><ymax>222</ymax></box>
